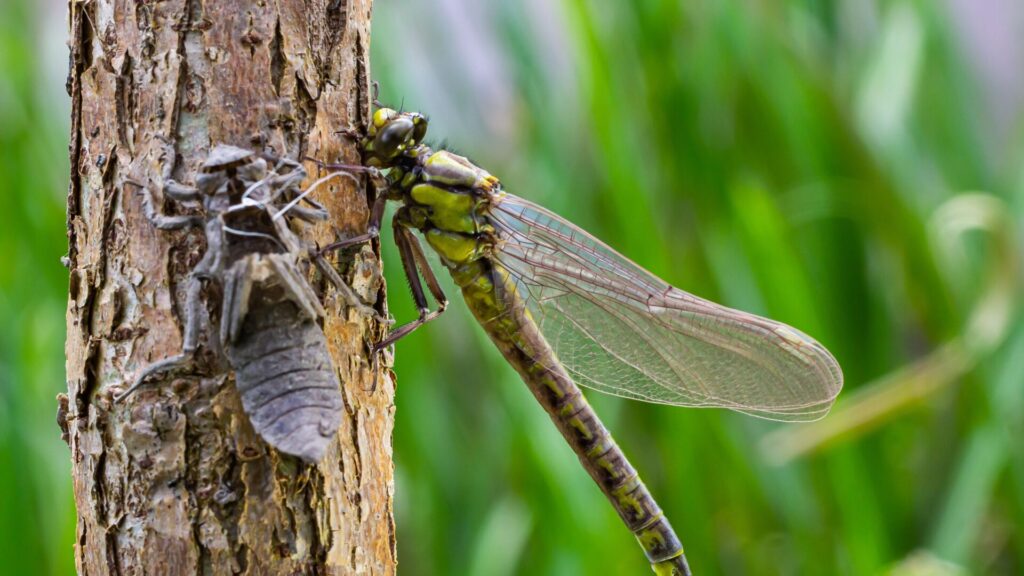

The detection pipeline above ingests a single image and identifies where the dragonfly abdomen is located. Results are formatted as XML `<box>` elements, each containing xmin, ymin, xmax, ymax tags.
<box><xmin>547</xmin><ymin>386</ymin><xmax>688</xmax><ymax>567</ymax></box>
<box><xmin>457</xmin><ymin>261</ymin><xmax>692</xmax><ymax>575</ymax></box>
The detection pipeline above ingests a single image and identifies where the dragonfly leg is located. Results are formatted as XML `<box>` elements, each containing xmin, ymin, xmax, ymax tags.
<box><xmin>372</xmin><ymin>80</ymin><xmax>383</xmax><ymax>108</ymax></box>
<box><xmin>372</xmin><ymin>221</ymin><xmax>448</xmax><ymax>353</ymax></box>
<box><xmin>319</xmin><ymin>191</ymin><xmax>388</xmax><ymax>255</ymax></box>
<box><xmin>310</xmin><ymin>250</ymin><xmax>391</xmax><ymax>325</ymax></box>
<box><xmin>304</xmin><ymin>156</ymin><xmax>383</xmax><ymax>178</ymax></box>
<box><xmin>132</xmin><ymin>177</ymin><xmax>203</xmax><ymax>230</ymax></box>
<box><xmin>131</xmin><ymin>136</ymin><xmax>204</xmax><ymax>228</ymax></box>
<box><xmin>118</xmin><ymin>221</ymin><xmax>229</xmax><ymax>401</ymax></box>
<box><xmin>116</xmin><ymin>270</ymin><xmax>206</xmax><ymax>401</ymax></box>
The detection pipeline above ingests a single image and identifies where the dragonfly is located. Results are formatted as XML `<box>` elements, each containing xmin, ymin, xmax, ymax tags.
<box><xmin>314</xmin><ymin>106</ymin><xmax>844</xmax><ymax>575</ymax></box>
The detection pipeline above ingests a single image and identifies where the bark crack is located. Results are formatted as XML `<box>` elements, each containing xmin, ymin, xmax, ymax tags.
<box><xmin>104</xmin><ymin>524</ymin><xmax>122</xmax><ymax>576</ymax></box>
<box><xmin>353</xmin><ymin>30</ymin><xmax>368</xmax><ymax>130</ymax></box>
<box><xmin>324</xmin><ymin>0</ymin><xmax>349</xmax><ymax>80</ymax></box>
<box><xmin>114</xmin><ymin>54</ymin><xmax>135</xmax><ymax>153</ymax></box>
<box><xmin>295</xmin><ymin>77</ymin><xmax>318</xmax><ymax>161</ymax></box>
<box><xmin>339</xmin><ymin>383</ymin><xmax>363</xmax><ymax>517</ymax></box>
<box><xmin>66</xmin><ymin>0</ymin><xmax>89</xmax><ymax>269</ymax></box>
<box><xmin>269</xmin><ymin>17</ymin><xmax>284</xmax><ymax>97</ymax></box>
<box><xmin>168</xmin><ymin>0</ymin><xmax>196</xmax><ymax>146</ymax></box>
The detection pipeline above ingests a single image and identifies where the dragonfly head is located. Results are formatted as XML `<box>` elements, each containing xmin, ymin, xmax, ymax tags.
<box><xmin>364</xmin><ymin>107</ymin><xmax>429</xmax><ymax>167</ymax></box>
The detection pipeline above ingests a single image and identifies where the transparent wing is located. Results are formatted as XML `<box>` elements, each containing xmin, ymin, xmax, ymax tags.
<box><xmin>489</xmin><ymin>194</ymin><xmax>843</xmax><ymax>422</ymax></box>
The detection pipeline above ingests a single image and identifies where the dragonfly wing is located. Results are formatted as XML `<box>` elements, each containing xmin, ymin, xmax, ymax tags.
<box><xmin>489</xmin><ymin>194</ymin><xmax>843</xmax><ymax>422</ymax></box>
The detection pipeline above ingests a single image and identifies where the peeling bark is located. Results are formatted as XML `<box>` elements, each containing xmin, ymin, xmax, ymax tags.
<box><xmin>63</xmin><ymin>1</ymin><xmax>395</xmax><ymax>574</ymax></box>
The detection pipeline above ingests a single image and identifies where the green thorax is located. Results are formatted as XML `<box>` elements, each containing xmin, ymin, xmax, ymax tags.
<box><xmin>389</xmin><ymin>148</ymin><xmax>503</xmax><ymax>273</ymax></box>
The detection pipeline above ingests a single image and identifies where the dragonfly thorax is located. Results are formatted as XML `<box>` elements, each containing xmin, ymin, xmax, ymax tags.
<box><xmin>364</xmin><ymin>108</ymin><xmax>501</xmax><ymax>270</ymax></box>
<box><xmin>392</xmin><ymin>150</ymin><xmax>499</xmax><ymax>269</ymax></box>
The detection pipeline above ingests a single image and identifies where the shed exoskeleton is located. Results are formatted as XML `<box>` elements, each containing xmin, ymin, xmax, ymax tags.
<box><xmin>122</xmin><ymin>142</ymin><xmax>381</xmax><ymax>463</ymax></box>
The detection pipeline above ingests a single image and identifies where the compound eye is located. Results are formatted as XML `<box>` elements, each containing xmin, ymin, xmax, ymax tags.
<box><xmin>377</xmin><ymin>117</ymin><xmax>415</xmax><ymax>154</ymax></box>
<box><xmin>410</xmin><ymin>114</ymin><xmax>428</xmax><ymax>146</ymax></box>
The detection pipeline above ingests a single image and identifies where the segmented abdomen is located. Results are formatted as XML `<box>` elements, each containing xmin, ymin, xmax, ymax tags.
<box><xmin>226</xmin><ymin>298</ymin><xmax>343</xmax><ymax>463</ymax></box>
<box><xmin>455</xmin><ymin>259</ymin><xmax>691</xmax><ymax>575</ymax></box>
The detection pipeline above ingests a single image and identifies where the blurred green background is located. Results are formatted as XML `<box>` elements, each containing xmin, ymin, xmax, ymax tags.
<box><xmin>2</xmin><ymin>0</ymin><xmax>1022</xmax><ymax>574</ymax></box>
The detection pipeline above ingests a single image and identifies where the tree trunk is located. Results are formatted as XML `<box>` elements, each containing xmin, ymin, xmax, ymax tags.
<box><xmin>62</xmin><ymin>1</ymin><xmax>395</xmax><ymax>574</ymax></box>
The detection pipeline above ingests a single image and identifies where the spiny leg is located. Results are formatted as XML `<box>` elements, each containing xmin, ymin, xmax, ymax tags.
<box><xmin>299</xmin><ymin>153</ymin><xmax>388</xmax><ymax>253</ymax></box>
<box><xmin>361</xmin><ymin>220</ymin><xmax>447</xmax><ymax>392</ymax></box>
<box><xmin>319</xmin><ymin>191</ymin><xmax>389</xmax><ymax>255</ymax></box>
<box><xmin>116</xmin><ymin>272</ymin><xmax>205</xmax><ymax>401</ymax></box>
<box><xmin>404</xmin><ymin>225</ymin><xmax>448</xmax><ymax>323</ymax></box>
<box><xmin>373</xmin><ymin>220</ymin><xmax>448</xmax><ymax>352</ymax></box>
<box><xmin>299</xmin><ymin>157</ymin><xmax>396</xmax><ymax>384</ymax></box>
<box><xmin>311</xmin><ymin>250</ymin><xmax>390</xmax><ymax>324</ymax></box>
<box><xmin>266</xmin><ymin>165</ymin><xmax>312</xmax><ymax>212</ymax></box>
<box><xmin>238</xmin><ymin>152</ymin><xmax>326</xmax><ymax>223</ymax></box>
<box><xmin>310</xmin><ymin>189</ymin><xmax>390</xmax><ymax>323</ymax></box>
<box><xmin>372</xmin><ymin>80</ymin><xmax>383</xmax><ymax>109</ymax></box>
<box><xmin>247</xmin><ymin>177</ymin><xmax>383</xmax><ymax>325</ymax></box>
<box><xmin>136</xmin><ymin>178</ymin><xmax>203</xmax><ymax>230</ymax></box>
<box><xmin>119</xmin><ymin>220</ymin><xmax>225</xmax><ymax>401</ymax></box>
<box><xmin>135</xmin><ymin>136</ymin><xmax>204</xmax><ymax>229</ymax></box>
<box><xmin>163</xmin><ymin>180</ymin><xmax>201</xmax><ymax>203</ymax></box>
<box><xmin>304</xmin><ymin>157</ymin><xmax>382</xmax><ymax>179</ymax></box>
<box><xmin>267</xmin><ymin>154</ymin><xmax>305</xmax><ymax>178</ymax></box>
